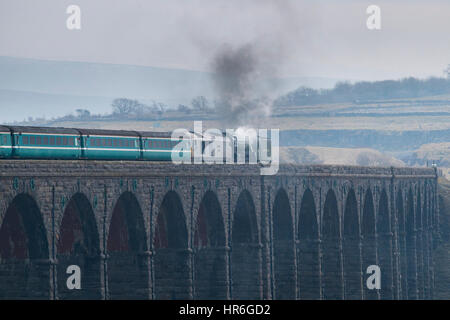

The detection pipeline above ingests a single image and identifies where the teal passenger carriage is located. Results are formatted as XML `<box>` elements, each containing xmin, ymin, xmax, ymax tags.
<box><xmin>80</xmin><ymin>129</ymin><xmax>141</xmax><ymax>160</ymax></box>
<box><xmin>0</xmin><ymin>126</ymin><xmax>12</xmax><ymax>158</ymax></box>
<box><xmin>0</xmin><ymin>125</ymin><xmax>268</xmax><ymax>163</ymax></box>
<box><xmin>0</xmin><ymin>126</ymin><xmax>193</xmax><ymax>162</ymax></box>
<box><xmin>9</xmin><ymin>126</ymin><xmax>81</xmax><ymax>159</ymax></box>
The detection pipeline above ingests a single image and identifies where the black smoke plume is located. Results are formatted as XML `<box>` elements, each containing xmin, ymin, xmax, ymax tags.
<box><xmin>211</xmin><ymin>43</ymin><xmax>273</xmax><ymax>128</ymax></box>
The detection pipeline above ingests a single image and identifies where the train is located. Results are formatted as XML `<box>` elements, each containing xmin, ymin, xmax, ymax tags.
<box><xmin>0</xmin><ymin>126</ymin><xmax>188</xmax><ymax>161</ymax></box>
<box><xmin>0</xmin><ymin>125</ymin><xmax>270</xmax><ymax>162</ymax></box>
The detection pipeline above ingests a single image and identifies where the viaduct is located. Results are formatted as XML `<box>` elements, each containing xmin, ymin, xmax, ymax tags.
<box><xmin>0</xmin><ymin>160</ymin><xmax>440</xmax><ymax>300</ymax></box>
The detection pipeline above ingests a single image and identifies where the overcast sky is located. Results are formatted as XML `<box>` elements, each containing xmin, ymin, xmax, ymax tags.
<box><xmin>1</xmin><ymin>0</ymin><xmax>450</xmax><ymax>80</ymax></box>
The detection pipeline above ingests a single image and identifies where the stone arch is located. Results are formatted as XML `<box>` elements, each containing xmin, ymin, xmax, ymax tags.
<box><xmin>232</xmin><ymin>189</ymin><xmax>261</xmax><ymax>299</ymax></box>
<box><xmin>362</xmin><ymin>188</ymin><xmax>377</xmax><ymax>299</ymax></box>
<box><xmin>57</xmin><ymin>193</ymin><xmax>101</xmax><ymax>299</ymax></box>
<box><xmin>0</xmin><ymin>193</ymin><xmax>50</xmax><ymax>299</ymax></box>
<box><xmin>154</xmin><ymin>190</ymin><xmax>190</xmax><ymax>299</ymax></box>
<box><xmin>405</xmin><ymin>188</ymin><xmax>417</xmax><ymax>299</ymax></box>
<box><xmin>422</xmin><ymin>190</ymin><xmax>430</xmax><ymax>299</ymax></box>
<box><xmin>397</xmin><ymin>189</ymin><xmax>408</xmax><ymax>299</ymax></box>
<box><xmin>107</xmin><ymin>191</ymin><xmax>148</xmax><ymax>299</ymax></box>
<box><xmin>297</xmin><ymin>188</ymin><xmax>320</xmax><ymax>300</ymax></box>
<box><xmin>272</xmin><ymin>188</ymin><xmax>295</xmax><ymax>299</ymax></box>
<box><xmin>415</xmin><ymin>190</ymin><xmax>424</xmax><ymax>298</ymax></box>
<box><xmin>343</xmin><ymin>188</ymin><xmax>362</xmax><ymax>299</ymax></box>
<box><xmin>377</xmin><ymin>189</ymin><xmax>393</xmax><ymax>299</ymax></box>
<box><xmin>321</xmin><ymin>189</ymin><xmax>343</xmax><ymax>300</ymax></box>
<box><xmin>193</xmin><ymin>190</ymin><xmax>227</xmax><ymax>299</ymax></box>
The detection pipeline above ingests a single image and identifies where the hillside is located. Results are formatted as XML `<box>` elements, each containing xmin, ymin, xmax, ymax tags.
<box><xmin>0</xmin><ymin>56</ymin><xmax>340</xmax><ymax>122</ymax></box>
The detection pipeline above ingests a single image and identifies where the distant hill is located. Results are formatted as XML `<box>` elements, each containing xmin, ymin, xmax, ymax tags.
<box><xmin>0</xmin><ymin>89</ymin><xmax>115</xmax><ymax>122</ymax></box>
<box><xmin>0</xmin><ymin>56</ymin><xmax>340</xmax><ymax>122</ymax></box>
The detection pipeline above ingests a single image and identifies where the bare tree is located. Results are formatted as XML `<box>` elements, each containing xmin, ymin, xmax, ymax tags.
<box><xmin>112</xmin><ymin>98</ymin><xmax>142</xmax><ymax>115</ymax></box>
<box><xmin>75</xmin><ymin>109</ymin><xmax>91</xmax><ymax>119</ymax></box>
<box><xmin>191</xmin><ymin>96</ymin><xmax>210</xmax><ymax>111</ymax></box>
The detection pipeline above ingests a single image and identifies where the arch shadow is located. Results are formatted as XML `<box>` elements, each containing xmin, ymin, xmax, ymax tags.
<box><xmin>107</xmin><ymin>192</ymin><xmax>148</xmax><ymax>300</ymax></box>
<box><xmin>362</xmin><ymin>188</ymin><xmax>378</xmax><ymax>300</ymax></box>
<box><xmin>297</xmin><ymin>189</ymin><xmax>320</xmax><ymax>299</ymax></box>
<box><xmin>321</xmin><ymin>189</ymin><xmax>343</xmax><ymax>300</ymax></box>
<box><xmin>422</xmin><ymin>191</ymin><xmax>431</xmax><ymax>299</ymax></box>
<box><xmin>397</xmin><ymin>190</ymin><xmax>408</xmax><ymax>299</ymax></box>
<box><xmin>154</xmin><ymin>190</ymin><xmax>190</xmax><ymax>299</ymax></box>
<box><xmin>231</xmin><ymin>190</ymin><xmax>261</xmax><ymax>299</ymax></box>
<box><xmin>405</xmin><ymin>188</ymin><xmax>417</xmax><ymax>299</ymax></box>
<box><xmin>377</xmin><ymin>189</ymin><xmax>393</xmax><ymax>300</ymax></box>
<box><xmin>415</xmin><ymin>191</ymin><xmax>424</xmax><ymax>299</ymax></box>
<box><xmin>343</xmin><ymin>189</ymin><xmax>362</xmax><ymax>299</ymax></box>
<box><xmin>193</xmin><ymin>190</ymin><xmax>227</xmax><ymax>299</ymax></box>
<box><xmin>272</xmin><ymin>188</ymin><xmax>296</xmax><ymax>299</ymax></box>
<box><xmin>0</xmin><ymin>194</ymin><xmax>49</xmax><ymax>299</ymax></box>
<box><xmin>57</xmin><ymin>193</ymin><xmax>101</xmax><ymax>300</ymax></box>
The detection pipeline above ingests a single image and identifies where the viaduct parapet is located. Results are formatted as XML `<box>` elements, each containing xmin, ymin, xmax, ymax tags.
<box><xmin>0</xmin><ymin>161</ymin><xmax>439</xmax><ymax>299</ymax></box>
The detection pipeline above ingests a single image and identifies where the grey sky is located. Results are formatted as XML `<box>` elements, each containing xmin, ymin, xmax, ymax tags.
<box><xmin>1</xmin><ymin>0</ymin><xmax>450</xmax><ymax>80</ymax></box>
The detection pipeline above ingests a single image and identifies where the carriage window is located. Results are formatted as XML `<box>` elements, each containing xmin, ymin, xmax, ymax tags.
<box><xmin>23</xmin><ymin>136</ymin><xmax>28</xmax><ymax>144</ymax></box>
<box><xmin>30</xmin><ymin>136</ymin><xmax>36</xmax><ymax>144</ymax></box>
<box><xmin>4</xmin><ymin>136</ymin><xmax>7</xmax><ymax>145</ymax></box>
<box><xmin>107</xmin><ymin>139</ymin><xmax>112</xmax><ymax>146</ymax></box>
<box><xmin>50</xmin><ymin>137</ymin><xmax>55</xmax><ymax>145</ymax></box>
<box><xmin>148</xmin><ymin>140</ymin><xmax>152</xmax><ymax>148</ymax></box>
<box><xmin>36</xmin><ymin>136</ymin><xmax>42</xmax><ymax>145</ymax></box>
<box><xmin>43</xmin><ymin>137</ymin><xmax>49</xmax><ymax>145</ymax></box>
<box><xmin>62</xmin><ymin>137</ymin><xmax>67</xmax><ymax>145</ymax></box>
<box><xmin>56</xmin><ymin>137</ymin><xmax>62</xmax><ymax>145</ymax></box>
<box><xmin>113</xmin><ymin>139</ymin><xmax>118</xmax><ymax>147</ymax></box>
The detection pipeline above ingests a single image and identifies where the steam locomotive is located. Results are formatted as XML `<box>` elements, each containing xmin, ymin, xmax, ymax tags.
<box><xmin>0</xmin><ymin>126</ymin><xmax>269</xmax><ymax>162</ymax></box>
